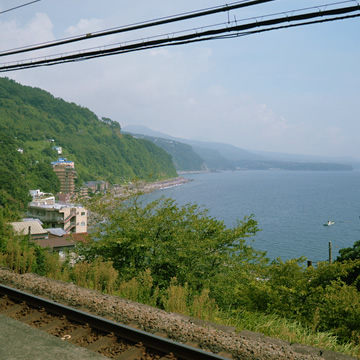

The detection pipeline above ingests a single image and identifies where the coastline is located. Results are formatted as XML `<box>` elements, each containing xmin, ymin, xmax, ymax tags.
<box><xmin>111</xmin><ymin>176</ymin><xmax>191</xmax><ymax>198</ymax></box>
<box><xmin>138</xmin><ymin>176</ymin><xmax>192</xmax><ymax>193</ymax></box>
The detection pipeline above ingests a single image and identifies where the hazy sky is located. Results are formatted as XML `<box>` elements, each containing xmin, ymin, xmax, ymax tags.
<box><xmin>0</xmin><ymin>0</ymin><xmax>359</xmax><ymax>158</ymax></box>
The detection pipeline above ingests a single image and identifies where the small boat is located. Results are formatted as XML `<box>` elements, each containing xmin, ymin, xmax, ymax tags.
<box><xmin>323</xmin><ymin>220</ymin><xmax>335</xmax><ymax>226</ymax></box>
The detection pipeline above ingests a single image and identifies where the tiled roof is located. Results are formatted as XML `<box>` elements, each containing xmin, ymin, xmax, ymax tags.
<box><xmin>33</xmin><ymin>234</ymin><xmax>76</xmax><ymax>249</ymax></box>
<box><xmin>10</xmin><ymin>221</ymin><xmax>47</xmax><ymax>236</ymax></box>
<box><xmin>33</xmin><ymin>233</ymin><xmax>89</xmax><ymax>249</ymax></box>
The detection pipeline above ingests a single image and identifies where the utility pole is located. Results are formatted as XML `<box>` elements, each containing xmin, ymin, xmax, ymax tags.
<box><xmin>329</xmin><ymin>241</ymin><xmax>332</xmax><ymax>264</ymax></box>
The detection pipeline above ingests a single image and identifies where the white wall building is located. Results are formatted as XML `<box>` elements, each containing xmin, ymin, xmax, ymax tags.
<box><xmin>26</xmin><ymin>190</ymin><xmax>87</xmax><ymax>234</ymax></box>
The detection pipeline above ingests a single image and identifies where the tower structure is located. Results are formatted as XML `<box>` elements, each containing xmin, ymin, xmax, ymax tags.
<box><xmin>51</xmin><ymin>158</ymin><xmax>77</xmax><ymax>196</ymax></box>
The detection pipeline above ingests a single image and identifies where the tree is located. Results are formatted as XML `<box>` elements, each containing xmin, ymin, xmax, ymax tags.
<box><xmin>80</xmin><ymin>196</ymin><xmax>267</xmax><ymax>294</ymax></box>
<box><xmin>337</xmin><ymin>240</ymin><xmax>360</xmax><ymax>262</ymax></box>
<box><xmin>336</xmin><ymin>240</ymin><xmax>360</xmax><ymax>291</ymax></box>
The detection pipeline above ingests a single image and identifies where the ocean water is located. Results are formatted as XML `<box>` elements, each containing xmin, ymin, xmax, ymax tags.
<box><xmin>140</xmin><ymin>170</ymin><xmax>360</xmax><ymax>262</ymax></box>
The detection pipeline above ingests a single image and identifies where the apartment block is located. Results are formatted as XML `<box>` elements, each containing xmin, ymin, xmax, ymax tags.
<box><xmin>51</xmin><ymin>157</ymin><xmax>77</xmax><ymax>195</ymax></box>
<box><xmin>27</xmin><ymin>190</ymin><xmax>87</xmax><ymax>234</ymax></box>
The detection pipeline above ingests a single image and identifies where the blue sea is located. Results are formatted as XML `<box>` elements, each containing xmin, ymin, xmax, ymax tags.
<box><xmin>140</xmin><ymin>170</ymin><xmax>360</xmax><ymax>262</ymax></box>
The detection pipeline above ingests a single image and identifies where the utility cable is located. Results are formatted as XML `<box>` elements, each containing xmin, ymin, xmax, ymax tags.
<box><xmin>1</xmin><ymin>11</ymin><xmax>359</xmax><ymax>73</ymax></box>
<box><xmin>0</xmin><ymin>0</ymin><xmax>41</xmax><ymax>15</ymax></box>
<box><xmin>0</xmin><ymin>3</ymin><xmax>359</xmax><ymax>72</ymax></box>
<box><xmin>0</xmin><ymin>0</ymin><xmax>275</xmax><ymax>57</ymax></box>
<box><xmin>0</xmin><ymin>0</ymin><xmax>355</xmax><ymax>59</ymax></box>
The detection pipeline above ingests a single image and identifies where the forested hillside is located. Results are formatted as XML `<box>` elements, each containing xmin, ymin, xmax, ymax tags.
<box><xmin>0</xmin><ymin>77</ymin><xmax>177</xmax><ymax>208</ymax></box>
<box><xmin>0</xmin><ymin>134</ymin><xmax>60</xmax><ymax>212</ymax></box>
<box><xmin>126</xmin><ymin>133</ymin><xmax>206</xmax><ymax>171</ymax></box>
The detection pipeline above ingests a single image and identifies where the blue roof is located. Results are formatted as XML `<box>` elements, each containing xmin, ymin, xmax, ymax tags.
<box><xmin>51</xmin><ymin>157</ymin><xmax>74</xmax><ymax>165</ymax></box>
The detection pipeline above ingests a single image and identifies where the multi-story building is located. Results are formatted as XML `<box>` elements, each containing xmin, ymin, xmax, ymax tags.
<box><xmin>26</xmin><ymin>190</ymin><xmax>87</xmax><ymax>234</ymax></box>
<box><xmin>83</xmin><ymin>180</ymin><xmax>109</xmax><ymax>194</ymax></box>
<box><xmin>51</xmin><ymin>158</ymin><xmax>77</xmax><ymax>196</ymax></box>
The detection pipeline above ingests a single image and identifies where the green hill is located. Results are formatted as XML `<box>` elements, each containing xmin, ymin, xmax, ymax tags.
<box><xmin>126</xmin><ymin>133</ymin><xmax>206</xmax><ymax>171</ymax></box>
<box><xmin>0</xmin><ymin>77</ymin><xmax>177</xmax><ymax>209</ymax></box>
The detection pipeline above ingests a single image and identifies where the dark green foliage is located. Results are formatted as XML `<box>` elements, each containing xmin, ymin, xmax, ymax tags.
<box><xmin>80</xmin><ymin>197</ymin><xmax>266</xmax><ymax>292</ymax></box>
<box><xmin>336</xmin><ymin>240</ymin><xmax>360</xmax><ymax>291</ymax></box>
<box><xmin>0</xmin><ymin>208</ymin><xmax>17</xmax><ymax>249</ymax></box>
<box><xmin>0</xmin><ymin>77</ymin><xmax>177</xmax><ymax>189</ymax></box>
<box><xmin>0</xmin><ymin>134</ymin><xmax>58</xmax><ymax>211</ymax></box>
<box><xmin>237</xmin><ymin>258</ymin><xmax>360</xmax><ymax>344</ymax></box>
<box><xmin>337</xmin><ymin>240</ymin><xmax>360</xmax><ymax>262</ymax></box>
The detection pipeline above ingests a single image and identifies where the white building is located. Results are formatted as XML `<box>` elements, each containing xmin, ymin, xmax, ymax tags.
<box><xmin>26</xmin><ymin>190</ymin><xmax>87</xmax><ymax>234</ymax></box>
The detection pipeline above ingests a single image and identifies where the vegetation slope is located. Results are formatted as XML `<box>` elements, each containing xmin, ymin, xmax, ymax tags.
<box><xmin>125</xmin><ymin>133</ymin><xmax>206</xmax><ymax>171</ymax></box>
<box><xmin>0</xmin><ymin>76</ymin><xmax>177</xmax><ymax>209</ymax></box>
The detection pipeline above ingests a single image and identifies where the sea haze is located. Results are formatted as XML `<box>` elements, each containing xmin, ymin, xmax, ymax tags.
<box><xmin>141</xmin><ymin>170</ymin><xmax>360</xmax><ymax>262</ymax></box>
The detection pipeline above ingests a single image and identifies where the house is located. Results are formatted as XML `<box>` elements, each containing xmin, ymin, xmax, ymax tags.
<box><xmin>83</xmin><ymin>180</ymin><xmax>109</xmax><ymax>194</ymax></box>
<box><xmin>52</xmin><ymin>146</ymin><xmax>62</xmax><ymax>155</ymax></box>
<box><xmin>34</xmin><ymin>228</ymin><xmax>88</xmax><ymax>252</ymax></box>
<box><xmin>10</xmin><ymin>220</ymin><xmax>48</xmax><ymax>240</ymax></box>
<box><xmin>10</xmin><ymin>221</ymin><xmax>88</xmax><ymax>256</ymax></box>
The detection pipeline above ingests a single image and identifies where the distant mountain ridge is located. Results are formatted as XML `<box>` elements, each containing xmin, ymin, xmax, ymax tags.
<box><xmin>123</xmin><ymin>125</ymin><xmax>354</xmax><ymax>172</ymax></box>
<box><xmin>129</xmin><ymin>133</ymin><xmax>207</xmax><ymax>172</ymax></box>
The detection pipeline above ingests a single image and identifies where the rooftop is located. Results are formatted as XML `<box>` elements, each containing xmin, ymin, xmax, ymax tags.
<box><xmin>28</xmin><ymin>202</ymin><xmax>85</xmax><ymax>209</ymax></box>
<box><xmin>10</xmin><ymin>221</ymin><xmax>47</xmax><ymax>236</ymax></box>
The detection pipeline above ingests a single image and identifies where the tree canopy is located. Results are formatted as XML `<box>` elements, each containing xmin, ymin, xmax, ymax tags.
<box><xmin>80</xmin><ymin>196</ymin><xmax>267</xmax><ymax>294</ymax></box>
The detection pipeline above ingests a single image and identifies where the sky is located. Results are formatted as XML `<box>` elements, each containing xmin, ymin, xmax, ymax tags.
<box><xmin>0</xmin><ymin>0</ymin><xmax>359</xmax><ymax>158</ymax></box>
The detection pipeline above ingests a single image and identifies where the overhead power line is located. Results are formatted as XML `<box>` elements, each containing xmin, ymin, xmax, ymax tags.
<box><xmin>0</xmin><ymin>0</ymin><xmax>41</xmax><ymax>15</ymax></box>
<box><xmin>0</xmin><ymin>2</ymin><xmax>359</xmax><ymax>72</ymax></box>
<box><xmin>0</xmin><ymin>0</ymin><xmax>275</xmax><ymax>57</ymax></box>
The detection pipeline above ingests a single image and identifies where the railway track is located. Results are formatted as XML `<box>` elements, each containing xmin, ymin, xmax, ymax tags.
<box><xmin>0</xmin><ymin>284</ymin><xmax>231</xmax><ymax>360</ymax></box>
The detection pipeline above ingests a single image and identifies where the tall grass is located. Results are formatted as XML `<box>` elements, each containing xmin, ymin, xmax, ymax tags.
<box><xmin>0</xmin><ymin>237</ymin><xmax>37</xmax><ymax>274</ymax></box>
<box><xmin>217</xmin><ymin>310</ymin><xmax>360</xmax><ymax>357</ymax></box>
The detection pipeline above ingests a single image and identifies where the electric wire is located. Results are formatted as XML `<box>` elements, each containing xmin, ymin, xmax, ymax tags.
<box><xmin>5</xmin><ymin>11</ymin><xmax>359</xmax><ymax>74</ymax></box>
<box><xmin>0</xmin><ymin>0</ymin><xmax>41</xmax><ymax>15</ymax></box>
<box><xmin>0</xmin><ymin>2</ymin><xmax>359</xmax><ymax>72</ymax></box>
<box><xmin>0</xmin><ymin>0</ymin><xmax>355</xmax><ymax>58</ymax></box>
<box><xmin>2</xmin><ymin>11</ymin><xmax>359</xmax><ymax>73</ymax></box>
<box><xmin>1</xmin><ymin>0</ymin><xmax>355</xmax><ymax>58</ymax></box>
<box><xmin>0</xmin><ymin>0</ymin><xmax>275</xmax><ymax>57</ymax></box>
<box><xmin>1</xmin><ymin>7</ymin><xmax>358</xmax><ymax>72</ymax></box>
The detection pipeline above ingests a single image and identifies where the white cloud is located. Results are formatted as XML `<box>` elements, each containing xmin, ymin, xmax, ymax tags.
<box><xmin>65</xmin><ymin>18</ymin><xmax>104</xmax><ymax>36</ymax></box>
<box><xmin>0</xmin><ymin>13</ymin><xmax>54</xmax><ymax>48</ymax></box>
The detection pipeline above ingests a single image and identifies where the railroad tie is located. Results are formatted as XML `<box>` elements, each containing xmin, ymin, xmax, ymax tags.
<box><xmin>39</xmin><ymin>318</ymin><xmax>66</xmax><ymax>331</ymax></box>
<box><xmin>1</xmin><ymin>303</ymin><xmax>23</xmax><ymax>316</ymax></box>
<box><xmin>85</xmin><ymin>334</ymin><xmax>117</xmax><ymax>351</ymax></box>
<box><xmin>64</xmin><ymin>324</ymin><xmax>92</xmax><ymax>342</ymax></box>
<box><xmin>21</xmin><ymin>310</ymin><xmax>44</xmax><ymax>323</ymax></box>
<box><xmin>113</xmin><ymin>345</ymin><xmax>146</xmax><ymax>360</ymax></box>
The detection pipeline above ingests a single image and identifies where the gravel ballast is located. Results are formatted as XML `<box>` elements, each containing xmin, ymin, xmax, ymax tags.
<box><xmin>0</xmin><ymin>268</ymin><xmax>356</xmax><ymax>360</ymax></box>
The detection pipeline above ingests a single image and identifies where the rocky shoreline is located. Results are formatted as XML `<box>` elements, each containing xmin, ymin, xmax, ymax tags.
<box><xmin>112</xmin><ymin>176</ymin><xmax>192</xmax><ymax>198</ymax></box>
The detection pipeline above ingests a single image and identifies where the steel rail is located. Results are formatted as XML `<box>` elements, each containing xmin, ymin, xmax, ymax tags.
<box><xmin>0</xmin><ymin>284</ymin><xmax>230</xmax><ymax>360</ymax></box>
